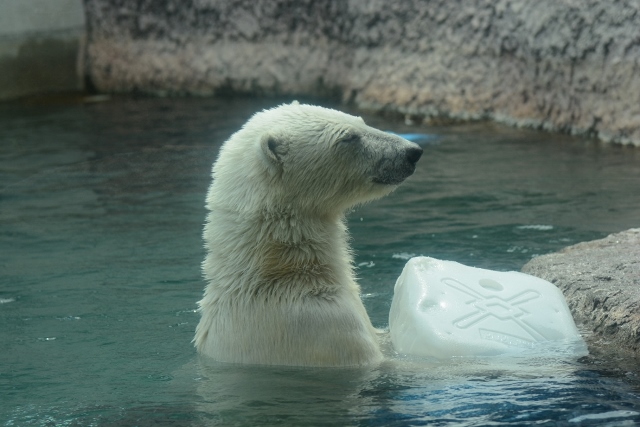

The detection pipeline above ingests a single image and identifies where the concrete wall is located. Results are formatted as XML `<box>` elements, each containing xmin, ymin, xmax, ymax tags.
<box><xmin>0</xmin><ymin>0</ymin><xmax>85</xmax><ymax>100</ymax></box>
<box><xmin>83</xmin><ymin>0</ymin><xmax>640</xmax><ymax>145</ymax></box>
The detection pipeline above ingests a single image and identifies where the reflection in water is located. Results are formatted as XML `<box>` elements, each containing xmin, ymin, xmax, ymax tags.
<box><xmin>195</xmin><ymin>359</ymin><xmax>379</xmax><ymax>425</ymax></box>
<box><xmin>191</xmin><ymin>351</ymin><xmax>635</xmax><ymax>426</ymax></box>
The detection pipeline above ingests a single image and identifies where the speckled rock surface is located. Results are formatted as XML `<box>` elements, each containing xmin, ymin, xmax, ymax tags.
<box><xmin>83</xmin><ymin>0</ymin><xmax>640</xmax><ymax>145</ymax></box>
<box><xmin>522</xmin><ymin>229</ymin><xmax>640</xmax><ymax>355</ymax></box>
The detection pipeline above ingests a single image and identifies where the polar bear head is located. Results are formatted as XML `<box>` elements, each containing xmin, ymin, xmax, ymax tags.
<box><xmin>209</xmin><ymin>102</ymin><xmax>423</xmax><ymax>215</ymax></box>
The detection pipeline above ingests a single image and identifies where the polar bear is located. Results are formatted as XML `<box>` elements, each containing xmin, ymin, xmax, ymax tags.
<box><xmin>194</xmin><ymin>102</ymin><xmax>422</xmax><ymax>367</ymax></box>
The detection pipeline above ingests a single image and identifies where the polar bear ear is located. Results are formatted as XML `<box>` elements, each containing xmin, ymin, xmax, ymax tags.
<box><xmin>260</xmin><ymin>133</ymin><xmax>287</xmax><ymax>171</ymax></box>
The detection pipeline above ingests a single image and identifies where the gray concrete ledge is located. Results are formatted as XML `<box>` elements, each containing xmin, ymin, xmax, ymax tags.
<box><xmin>83</xmin><ymin>0</ymin><xmax>640</xmax><ymax>145</ymax></box>
<box><xmin>522</xmin><ymin>228</ymin><xmax>640</xmax><ymax>355</ymax></box>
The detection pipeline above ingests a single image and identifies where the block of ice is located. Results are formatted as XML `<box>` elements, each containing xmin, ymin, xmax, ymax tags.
<box><xmin>389</xmin><ymin>257</ymin><xmax>586</xmax><ymax>358</ymax></box>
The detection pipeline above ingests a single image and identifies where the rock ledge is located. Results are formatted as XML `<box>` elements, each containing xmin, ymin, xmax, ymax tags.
<box><xmin>522</xmin><ymin>228</ymin><xmax>640</xmax><ymax>355</ymax></box>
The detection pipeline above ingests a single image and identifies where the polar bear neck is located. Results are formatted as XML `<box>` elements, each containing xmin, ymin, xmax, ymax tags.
<box><xmin>257</xmin><ymin>216</ymin><xmax>354</xmax><ymax>298</ymax></box>
<box><xmin>202</xmin><ymin>204</ymin><xmax>357</xmax><ymax>301</ymax></box>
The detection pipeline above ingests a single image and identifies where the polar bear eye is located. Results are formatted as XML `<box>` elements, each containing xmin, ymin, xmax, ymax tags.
<box><xmin>339</xmin><ymin>132</ymin><xmax>360</xmax><ymax>144</ymax></box>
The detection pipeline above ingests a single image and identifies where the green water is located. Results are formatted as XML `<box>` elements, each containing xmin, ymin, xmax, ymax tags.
<box><xmin>1</xmin><ymin>96</ymin><xmax>639</xmax><ymax>426</ymax></box>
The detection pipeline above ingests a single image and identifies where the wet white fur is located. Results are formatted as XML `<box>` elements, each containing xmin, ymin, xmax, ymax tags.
<box><xmin>194</xmin><ymin>102</ymin><xmax>417</xmax><ymax>366</ymax></box>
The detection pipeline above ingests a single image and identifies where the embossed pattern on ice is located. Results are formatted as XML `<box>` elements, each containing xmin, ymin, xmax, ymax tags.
<box><xmin>389</xmin><ymin>257</ymin><xmax>587</xmax><ymax>358</ymax></box>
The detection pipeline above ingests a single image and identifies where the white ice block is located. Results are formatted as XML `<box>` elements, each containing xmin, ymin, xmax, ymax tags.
<box><xmin>389</xmin><ymin>257</ymin><xmax>586</xmax><ymax>358</ymax></box>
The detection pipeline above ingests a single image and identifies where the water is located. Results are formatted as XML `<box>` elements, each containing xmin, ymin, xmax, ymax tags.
<box><xmin>1</xmin><ymin>95</ymin><xmax>639</xmax><ymax>426</ymax></box>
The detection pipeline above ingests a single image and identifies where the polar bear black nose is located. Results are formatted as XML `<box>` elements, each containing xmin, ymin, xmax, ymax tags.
<box><xmin>406</xmin><ymin>146</ymin><xmax>423</xmax><ymax>165</ymax></box>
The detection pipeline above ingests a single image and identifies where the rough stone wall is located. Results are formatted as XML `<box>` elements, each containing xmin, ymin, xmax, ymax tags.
<box><xmin>83</xmin><ymin>0</ymin><xmax>640</xmax><ymax>145</ymax></box>
<box><xmin>522</xmin><ymin>229</ymin><xmax>640</xmax><ymax>355</ymax></box>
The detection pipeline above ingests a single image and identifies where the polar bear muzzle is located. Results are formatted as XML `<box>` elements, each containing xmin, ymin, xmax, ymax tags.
<box><xmin>371</xmin><ymin>138</ymin><xmax>423</xmax><ymax>186</ymax></box>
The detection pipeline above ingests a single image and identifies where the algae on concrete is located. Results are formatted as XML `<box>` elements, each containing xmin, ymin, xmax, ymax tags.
<box><xmin>0</xmin><ymin>0</ymin><xmax>85</xmax><ymax>100</ymax></box>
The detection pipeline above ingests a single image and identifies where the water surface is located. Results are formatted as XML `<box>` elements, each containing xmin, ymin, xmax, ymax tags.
<box><xmin>1</xmin><ymin>96</ymin><xmax>639</xmax><ymax>426</ymax></box>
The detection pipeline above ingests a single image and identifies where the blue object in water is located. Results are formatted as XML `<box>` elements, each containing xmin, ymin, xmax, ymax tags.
<box><xmin>387</xmin><ymin>132</ymin><xmax>438</xmax><ymax>144</ymax></box>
